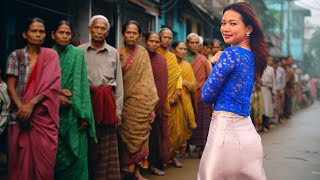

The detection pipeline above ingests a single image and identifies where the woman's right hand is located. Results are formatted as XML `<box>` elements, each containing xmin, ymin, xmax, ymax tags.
<box><xmin>59</xmin><ymin>95</ymin><xmax>72</xmax><ymax>107</ymax></box>
<box><xmin>59</xmin><ymin>89</ymin><xmax>72</xmax><ymax>107</ymax></box>
<box><xmin>211</xmin><ymin>51</ymin><xmax>223</xmax><ymax>64</ymax></box>
<box><xmin>182</xmin><ymin>80</ymin><xmax>190</xmax><ymax>87</ymax></box>
<box><xmin>170</xmin><ymin>89</ymin><xmax>182</xmax><ymax>104</ymax></box>
<box><xmin>60</xmin><ymin>89</ymin><xmax>72</xmax><ymax>97</ymax></box>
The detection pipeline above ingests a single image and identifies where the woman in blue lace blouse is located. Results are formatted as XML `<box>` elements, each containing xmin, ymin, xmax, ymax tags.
<box><xmin>197</xmin><ymin>2</ymin><xmax>269</xmax><ymax>180</ymax></box>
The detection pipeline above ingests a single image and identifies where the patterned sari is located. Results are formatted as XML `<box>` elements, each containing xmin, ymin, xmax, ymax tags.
<box><xmin>250</xmin><ymin>83</ymin><xmax>263</xmax><ymax>127</ymax></box>
<box><xmin>52</xmin><ymin>45</ymin><xmax>96</xmax><ymax>180</ymax></box>
<box><xmin>118</xmin><ymin>45</ymin><xmax>158</xmax><ymax>167</ymax></box>
<box><xmin>168</xmin><ymin>61</ymin><xmax>197</xmax><ymax>155</ymax></box>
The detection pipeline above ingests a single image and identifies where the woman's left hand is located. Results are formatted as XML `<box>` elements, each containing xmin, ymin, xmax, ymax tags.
<box><xmin>149</xmin><ymin>111</ymin><xmax>155</xmax><ymax>124</ymax></box>
<box><xmin>78</xmin><ymin>120</ymin><xmax>88</xmax><ymax>131</ymax></box>
<box><xmin>17</xmin><ymin>101</ymin><xmax>35</xmax><ymax>121</ymax></box>
<box><xmin>211</xmin><ymin>51</ymin><xmax>223</xmax><ymax>64</ymax></box>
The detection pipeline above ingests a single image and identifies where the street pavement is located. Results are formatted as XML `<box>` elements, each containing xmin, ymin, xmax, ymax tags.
<box><xmin>145</xmin><ymin>101</ymin><xmax>320</xmax><ymax>180</ymax></box>
<box><xmin>1</xmin><ymin>102</ymin><xmax>319</xmax><ymax>180</ymax></box>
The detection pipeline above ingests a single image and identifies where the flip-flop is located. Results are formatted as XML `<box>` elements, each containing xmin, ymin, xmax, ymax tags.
<box><xmin>135</xmin><ymin>175</ymin><xmax>149</xmax><ymax>180</ymax></box>
<box><xmin>172</xmin><ymin>158</ymin><xmax>183</xmax><ymax>168</ymax></box>
<box><xmin>150</xmin><ymin>167</ymin><xmax>165</xmax><ymax>176</ymax></box>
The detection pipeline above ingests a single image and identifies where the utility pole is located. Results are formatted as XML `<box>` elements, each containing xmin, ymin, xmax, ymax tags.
<box><xmin>280</xmin><ymin>0</ymin><xmax>284</xmax><ymax>52</ymax></box>
<box><xmin>287</xmin><ymin>1</ymin><xmax>291</xmax><ymax>55</ymax></box>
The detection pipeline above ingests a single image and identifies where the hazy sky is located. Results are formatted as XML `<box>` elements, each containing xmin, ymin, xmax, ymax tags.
<box><xmin>296</xmin><ymin>0</ymin><xmax>320</xmax><ymax>27</ymax></box>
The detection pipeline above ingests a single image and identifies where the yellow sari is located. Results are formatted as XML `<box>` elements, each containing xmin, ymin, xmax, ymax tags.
<box><xmin>157</xmin><ymin>48</ymin><xmax>182</xmax><ymax>112</ymax></box>
<box><xmin>168</xmin><ymin>61</ymin><xmax>197</xmax><ymax>157</ymax></box>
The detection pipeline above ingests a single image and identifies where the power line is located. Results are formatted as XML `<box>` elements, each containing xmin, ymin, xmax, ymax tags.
<box><xmin>189</xmin><ymin>1</ymin><xmax>214</xmax><ymax>28</ymax></box>
<box><xmin>155</xmin><ymin>0</ymin><xmax>176</xmax><ymax>8</ymax></box>
<box><xmin>160</xmin><ymin>0</ymin><xmax>179</xmax><ymax>13</ymax></box>
<box><xmin>16</xmin><ymin>0</ymin><xmax>71</xmax><ymax>16</ymax></box>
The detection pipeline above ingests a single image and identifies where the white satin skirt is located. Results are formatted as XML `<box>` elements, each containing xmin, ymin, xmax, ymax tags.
<box><xmin>197</xmin><ymin>112</ymin><xmax>267</xmax><ymax>180</ymax></box>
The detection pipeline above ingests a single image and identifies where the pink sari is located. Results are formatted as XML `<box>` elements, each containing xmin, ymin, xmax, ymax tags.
<box><xmin>9</xmin><ymin>48</ymin><xmax>61</xmax><ymax>180</ymax></box>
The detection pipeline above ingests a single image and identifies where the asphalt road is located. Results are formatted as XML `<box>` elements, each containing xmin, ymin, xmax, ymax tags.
<box><xmin>1</xmin><ymin>102</ymin><xmax>319</xmax><ymax>180</ymax></box>
<box><xmin>145</xmin><ymin>101</ymin><xmax>320</xmax><ymax>180</ymax></box>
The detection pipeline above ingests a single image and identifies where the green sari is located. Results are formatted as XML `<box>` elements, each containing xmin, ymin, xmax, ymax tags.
<box><xmin>53</xmin><ymin>45</ymin><xmax>96</xmax><ymax>180</ymax></box>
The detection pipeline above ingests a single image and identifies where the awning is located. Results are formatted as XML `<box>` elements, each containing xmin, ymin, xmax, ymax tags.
<box><xmin>129</xmin><ymin>0</ymin><xmax>159</xmax><ymax>15</ymax></box>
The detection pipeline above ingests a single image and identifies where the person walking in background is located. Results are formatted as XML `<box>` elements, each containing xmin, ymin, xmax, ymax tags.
<box><xmin>117</xmin><ymin>20</ymin><xmax>158</xmax><ymax>180</ymax></box>
<box><xmin>261</xmin><ymin>57</ymin><xmax>276</xmax><ymax>132</ymax></box>
<box><xmin>250</xmin><ymin>81</ymin><xmax>263</xmax><ymax>132</ymax></box>
<box><xmin>79</xmin><ymin>15</ymin><xmax>123</xmax><ymax>180</ymax></box>
<box><xmin>310</xmin><ymin>76</ymin><xmax>318</xmax><ymax>102</ymax></box>
<box><xmin>157</xmin><ymin>27</ymin><xmax>183</xmax><ymax>168</ymax></box>
<box><xmin>144</xmin><ymin>32</ymin><xmax>168</xmax><ymax>176</ymax></box>
<box><xmin>51</xmin><ymin>20</ymin><xmax>96</xmax><ymax>180</ymax></box>
<box><xmin>198</xmin><ymin>2</ymin><xmax>268</xmax><ymax>179</ymax></box>
<box><xmin>275</xmin><ymin>57</ymin><xmax>287</xmax><ymax>123</ymax></box>
<box><xmin>284</xmin><ymin>56</ymin><xmax>296</xmax><ymax>119</ymax></box>
<box><xmin>7</xmin><ymin>17</ymin><xmax>61</xmax><ymax>180</ymax></box>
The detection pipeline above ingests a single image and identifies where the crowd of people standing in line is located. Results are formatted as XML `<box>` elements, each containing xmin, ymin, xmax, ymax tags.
<box><xmin>250</xmin><ymin>55</ymin><xmax>319</xmax><ymax>133</ymax></box>
<box><xmin>0</xmin><ymin>13</ymin><xmax>222</xmax><ymax>180</ymax></box>
<box><xmin>0</xmin><ymin>2</ymin><xmax>318</xmax><ymax>180</ymax></box>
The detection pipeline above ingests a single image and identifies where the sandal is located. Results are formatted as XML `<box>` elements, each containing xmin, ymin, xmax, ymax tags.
<box><xmin>180</xmin><ymin>152</ymin><xmax>190</xmax><ymax>158</ymax></box>
<box><xmin>172</xmin><ymin>157</ymin><xmax>183</xmax><ymax>168</ymax></box>
<box><xmin>150</xmin><ymin>166</ymin><xmax>165</xmax><ymax>176</ymax></box>
<box><xmin>135</xmin><ymin>166</ymin><xmax>148</xmax><ymax>180</ymax></box>
<box><xmin>198</xmin><ymin>148</ymin><xmax>204</xmax><ymax>159</ymax></box>
<box><xmin>135</xmin><ymin>175</ymin><xmax>149</xmax><ymax>180</ymax></box>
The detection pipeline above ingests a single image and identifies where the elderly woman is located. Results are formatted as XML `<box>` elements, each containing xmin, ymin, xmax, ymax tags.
<box><xmin>171</xmin><ymin>40</ymin><xmax>197</xmax><ymax>162</ymax></box>
<box><xmin>117</xmin><ymin>20</ymin><xmax>158</xmax><ymax>180</ymax></box>
<box><xmin>51</xmin><ymin>20</ymin><xmax>96</xmax><ymax>180</ymax></box>
<box><xmin>144</xmin><ymin>32</ymin><xmax>168</xmax><ymax>176</ymax></box>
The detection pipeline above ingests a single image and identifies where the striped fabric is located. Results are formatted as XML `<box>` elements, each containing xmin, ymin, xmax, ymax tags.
<box><xmin>191</xmin><ymin>102</ymin><xmax>212</xmax><ymax>147</ymax></box>
<box><xmin>88</xmin><ymin>126</ymin><xmax>121</xmax><ymax>180</ymax></box>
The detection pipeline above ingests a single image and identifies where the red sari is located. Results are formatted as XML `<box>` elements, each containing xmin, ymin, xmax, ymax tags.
<box><xmin>148</xmin><ymin>52</ymin><xmax>169</xmax><ymax>167</ymax></box>
<box><xmin>9</xmin><ymin>48</ymin><xmax>61</xmax><ymax>180</ymax></box>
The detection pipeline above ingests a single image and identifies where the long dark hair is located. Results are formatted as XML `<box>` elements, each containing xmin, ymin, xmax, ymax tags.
<box><xmin>223</xmin><ymin>2</ymin><xmax>268</xmax><ymax>81</ymax></box>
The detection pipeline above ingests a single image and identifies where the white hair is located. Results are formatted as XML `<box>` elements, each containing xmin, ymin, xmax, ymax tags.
<box><xmin>199</xmin><ymin>36</ymin><xmax>204</xmax><ymax>45</ymax></box>
<box><xmin>186</xmin><ymin>33</ymin><xmax>199</xmax><ymax>42</ymax></box>
<box><xmin>89</xmin><ymin>15</ymin><xmax>110</xmax><ymax>30</ymax></box>
<box><xmin>159</xmin><ymin>27</ymin><xmax>172</xmax><ymax>34</ymax></box>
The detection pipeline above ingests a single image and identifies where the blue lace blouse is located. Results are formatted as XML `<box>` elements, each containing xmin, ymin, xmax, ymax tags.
<box><xmin>201</xmin><ymin>46</ymin><xmax>255</xmax><ymax>116</ymax></box>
